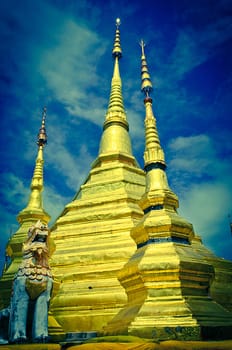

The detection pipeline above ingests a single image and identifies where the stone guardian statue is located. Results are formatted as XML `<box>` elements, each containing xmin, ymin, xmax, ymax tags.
<box><xmin>9</xmin><ymin>220</ymin><xmax>53</xmax><ymax>343</ymax></box>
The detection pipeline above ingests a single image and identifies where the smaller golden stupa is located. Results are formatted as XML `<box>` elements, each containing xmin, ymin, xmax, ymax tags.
<box><xmin>103</xmin><ymin>39</ymin><xmax>232</xmax><ymax>341</ymax></box>
<box><xmin>0</xmin><ymin>108</ymin><xmax>51</xmax><ymax>310</ymax></box>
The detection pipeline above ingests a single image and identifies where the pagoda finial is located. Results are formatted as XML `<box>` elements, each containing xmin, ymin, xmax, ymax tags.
<box><xmin>112</xmin><ymin>18</ymin><xmax>122</xmax><ymax>58</ymax></box>
<box><xmin>140</xmin><ymin>40</ymin><xmax>153</xmax><ymax>97</ymax></box>
<box><xmin>116</xmin><ymin>17</ymin><xmax>121</xmax><ymax>28</ymax></box>
<box><xmin>140</xmin><ymin>39</ymin><xmax>145</xmax><ymax>57</ymax></box>
<box><xmin>37</xmin><ymin>107</ymin><xmax>47</xmax><ymax>147</ymax></box>
<box><xmin>103</xmin><ymin>18</ymin><xmax>128</xmax><ymax>131</ymax></box>
<box><xmin>140</xmin><ymin>42</ymin><xmax>165</xmax><ymax>168</ymax></box>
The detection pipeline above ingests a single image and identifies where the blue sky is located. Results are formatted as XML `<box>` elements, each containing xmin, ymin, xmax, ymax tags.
<box><xmin>0</xmin><ymin>0</ymin><xmax>232</xmax><ymax>272</ymax></box>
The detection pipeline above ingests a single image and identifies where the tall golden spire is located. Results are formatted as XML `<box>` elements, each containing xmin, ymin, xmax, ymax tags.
<box><xmin>139</xmin><ymin>41</ymin><xmax>178</xmax><ymax>211</ymax></box>
<box><xmin>104</xmin><ymin>18</ymin><xmax>128</xmax><ymax>130</ymax></box>
<box><xmin>96</xmin><ymin>19</ymin><xmax>134</xmax><ymax>163</ymax></box>
<box><xmin>140</xmin><ymin>40</ymin><xmax>166</xmax><ymax>170</ymax></box>
<box><xmin>49</xmin><ymin>20</ymin><xmax>146</xmax><ymax>335</ymax></box>
<box><xmin>17</xmin><ymin>107</ymin><xmax>50</xmax><ymax>224</ymax></box>
<box><xmin>140</xmin><ymin>39</ymin><xmax>153</xmax><ymax>96</ymax></box>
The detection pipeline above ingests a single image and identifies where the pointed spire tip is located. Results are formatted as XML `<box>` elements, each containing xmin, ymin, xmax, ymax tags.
<box><xmin>140</xmin><ymin>39</ymin><xmax>145</xmax><ymax>57</ymax></box>
<box><xmin>37</xmin><ymin>107</ymin><xmax>47</xmax><ymax>147</ymax></box>
<box><xmin>116</xmin><ymin>18</ymin><xmax>121</xmax><ymax>28</ymax></box>
<box><xmin>140</xmin><ymin>40</ymin><xmax>153</xmax><ymax>97</ymax></box>
<box><xmin>112</xmin><ymin>18</ymin><xmax>122</xmax><ymax>58</ymax></box>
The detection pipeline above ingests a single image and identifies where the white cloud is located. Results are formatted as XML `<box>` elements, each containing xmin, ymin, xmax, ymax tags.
<box><xmin>166</xmin><ymin>133</ymin><xmax>232</xmax><ymax>259</ymax></box>
<box><xmin>1</xmin><ymin>173</ymin><xmax>29</xmax><ymax>209</ymax></box>
<box><xmin>178</xmin><ymin>181</ymin><xmax>232</xmax><ymax>259</ymax></box>
<box><xmin>179</xmin><ymin>182</ymin><xmax>231</xmax><ymax>236</ymax></box>
<box><xmin>39</xmin><ymin>19</ymin><xmax>108</xmax><ymax>126</ymax></box>
<box><xmin>46</xmin><ymin>121</ymin><xmax>94</xmax><ymax>191</ymax></box>
<box><xmin>67</xmin><ymin>103</ymin><xmax>106</xmax><ymax>127</ymax></box>
<box><xmin>168</xmin><ymin>134</ymin><xmax>216</xmax><ymax>177</ymax></box>
<box><xmin>127</xmin><ymin>108</ymin><xmax>144</xmax><ymax>138</ymax></box>
<box><xmin>167</xmin><ymin>133</ymin><xmax>232</xmax><ymax>194</ymax></box>
<box><xmin>166</xmin><ymin>15</ymin><xmax>232</xmax><ymax>82</ymax></box>
<box><xmin>43</xmin><ymin>185</ymin><xmax>70</xmax><ymax>225</ymax></box>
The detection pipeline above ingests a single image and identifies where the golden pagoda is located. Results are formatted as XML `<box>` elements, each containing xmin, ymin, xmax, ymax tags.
<box><xmin>49</xmin><ymin>18</ymin><xmax>145</xmax><ymax>334</ymax></box>
<box><xmin>103</xmin><ymin>40</ymin><xmax>232</xmax><ymax>341</ymax></box>
<box><xmin>1</xmin><ymin>19</ymin><xmax>232</xmax><ymax>344</ymax></box>
<box><xmin>0</xmin><ymin>108</ymin><xmax>51</xmax><ymax>309</ymax></box>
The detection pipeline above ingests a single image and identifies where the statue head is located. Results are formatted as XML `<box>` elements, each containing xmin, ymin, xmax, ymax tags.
<box><xmin>22</xmin><ymin>220</ymin><xmax>51</xmax><ymax>268</ymax></box>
